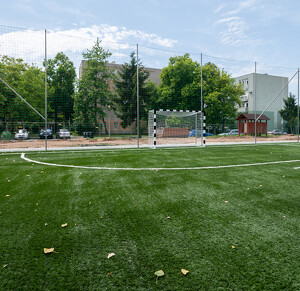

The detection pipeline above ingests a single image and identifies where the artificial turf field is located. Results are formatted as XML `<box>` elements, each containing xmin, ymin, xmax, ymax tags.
<box><xmin>0</xmin><ymin>144</ymin><xmax>299</xmax><ymax>290</ymax></box>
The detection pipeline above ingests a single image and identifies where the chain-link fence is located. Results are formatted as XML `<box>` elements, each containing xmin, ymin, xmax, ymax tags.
<box><xmin>0</xmin><ymin>25</ymin><xmax>299</xmax><ymax>151</ymax></box>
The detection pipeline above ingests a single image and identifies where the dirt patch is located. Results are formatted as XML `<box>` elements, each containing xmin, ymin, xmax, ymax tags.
<box><xmin>0</xmin><ymin>135</ymin><xmax>298</xmax><ymax>150</ymax></box>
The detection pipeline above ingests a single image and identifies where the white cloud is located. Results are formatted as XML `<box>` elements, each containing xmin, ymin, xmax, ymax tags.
<box><xmin>0</xmin><ymin>24</ymin><xmax>177</xmax><ymax>73</ymax></box>
<box><xmin>214</xmin><ymin>16</ymin><xmax>248</xmax><ymax>46</ymax></box>
<box><xmin>222</xmin><ymin>0</ymin><xmax>258</xmax><ymax>16</ymax></box>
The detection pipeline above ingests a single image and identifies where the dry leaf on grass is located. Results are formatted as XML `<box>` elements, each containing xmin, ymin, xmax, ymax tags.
<box><xmin>154</xmin><ymin>270</ymin><xmax>164</xmax><ymax>277</ymax></box>
<box><xmin>154</xmin><ymin>270</ymin><xmax>164</xmax><ymax>284</ymax></box>
<box><xmin>232</xmin><ymin>245</ymin><xmax>236</xmax><ymax>249</ymax></box>
<box><xmin>5</xmin><ymin>195</ymin><xmax>10</xmax><ymax>197</ymax></box>
<box><xmin>181</xmin><ymin>269</ymin><xmax>189</xmax><ymax>275</ymax></box>
<box><xmin>3</xmin><ymin>264</ymin><xmax>8</xmax><ymax>268</ymax></box>
<box><xmin>44</xmin><ymin>248</ymin><xmax>54</xmax><ymax>254</ymax></box>
<box><xmin>107</xmin><ymin>253</ymin><xmax>115</xmax><ymax>259</ymax></box>
<box><xmin>61</xmin><ymin>223</ymin><xmax>68</xmax><ymax>228</ymax></box>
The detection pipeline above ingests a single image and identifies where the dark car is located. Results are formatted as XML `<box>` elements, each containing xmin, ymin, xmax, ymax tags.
<box><xmin>39</xmin><ymin>129</ymin><xmax>53</xmax><ymax>139</ymax></box>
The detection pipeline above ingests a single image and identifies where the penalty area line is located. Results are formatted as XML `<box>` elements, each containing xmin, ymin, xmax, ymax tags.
<box><xmin>20</xmin><ymin>153</ymin><xmax>300</xmax><ymax>171</ymax></box>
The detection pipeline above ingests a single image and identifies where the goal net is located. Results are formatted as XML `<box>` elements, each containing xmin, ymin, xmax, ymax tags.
<box><xmin>148</xmin><ymin>109</ymin><xmax>206</xmax><ymax>148</ymax></box>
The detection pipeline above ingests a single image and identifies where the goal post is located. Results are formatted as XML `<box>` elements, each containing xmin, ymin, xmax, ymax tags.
<box><xmin>148</xmin><ymin>109</ymin><xmax>206</xmax><ymax>148</ymax></box>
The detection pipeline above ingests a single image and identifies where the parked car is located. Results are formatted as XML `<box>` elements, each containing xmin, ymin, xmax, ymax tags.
<box><xmin>39</xmin><ymin>129</ymin><xmax>53</xmax><ymax>139</ymax></box>
<box><xmin>188</xmin><ymin>129</ymin><xmax>213</xmax><ymax>137</ymax></box>
<box><xmin>228</xmin><ymin>129</ymin><xmax>239</xmax><ymax>135</ymax></box>
<box><xmin>218</xmin><ymin>129</ymin><xmax>239</xmax><ymax>136</ymax></box>
<box><xmin>56</xmin><ymin>128</ymin><xmax>71</xmax><ymax>139</ymax></box>
<box><xmin>14</xmin><ymin>129</ymin><xmax>30</xmax><ymax>140</ymax></box>
<box><xmin>268</xmin><ymin>129</ymin><xmax>287</xmax><ymax>135</ymax></box>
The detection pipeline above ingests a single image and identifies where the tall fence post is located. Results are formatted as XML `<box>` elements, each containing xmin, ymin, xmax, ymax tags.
<box><xmin>297</xmin><ymin>68</ymin><xmax>300</xmax><ymax>142</ymax></box>
<box><xmin>254</xmin><ymin>61</ymin><xmax>257</xmax><ymax>144</ymax></box>
<box><xmin>136</xmin><ymin>44</ymin><xmax>139</xmax><ymax>148</ymax></box>
<box><xmin>45</xmin><ymin>29</ymin><xmax>48</xmax><ymax>151</ymax></box>
<box><xmin>200</xmin><ymin>53</ymin><xmax>203</xmax><ymax>147</ymax></box>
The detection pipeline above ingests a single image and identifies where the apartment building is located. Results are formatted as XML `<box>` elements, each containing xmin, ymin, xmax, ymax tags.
<box><xmin>79</xmin><ymin>60</ymin><xmax>162</xmax><ymax>135</ymax></box>
<box><xmin>235</xmin><ymin>73</ymin><xmax>288</xmax><ymax>130</ymax></box>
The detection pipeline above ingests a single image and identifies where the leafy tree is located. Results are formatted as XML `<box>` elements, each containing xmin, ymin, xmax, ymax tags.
<box><xmin>74</xmin><ymin>39</ymin><xmax>114</xmax><ymax>134</ymax></box>
<box><xmin>157</xmin><ymin>55</ymin><xmax>244</xmax><ymax>133</ymax></box>
<box><xmin>279</xmin><ymin>93</ymin><xmax>298</xmax><ymax>133</ymax></box>
<box><xmin>0</xmin><ymin>56</ymin><xmax>46</xmax><ymax>131</ymax></box>
<box><xmin>0</xmin><ymin>56</ymin><xmax>27</xmax><ymax>125</ymax></box>
<box><xmin>47</xmin><ymin>52</ymin><xmax>76</xmax><ymax>127</ymax></box>
<box><xmin>158</xmin><ymin>54</ymin><xmax>200</xmax><ymax>110</ymax></box>
<box><xmin>113</xmin><ymin>52</ymin><xmax>154</xmax><ymax>135</ymax></box>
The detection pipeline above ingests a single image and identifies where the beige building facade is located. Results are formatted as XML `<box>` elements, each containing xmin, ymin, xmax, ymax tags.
<box><xmin>79</xmin><ymin>60</ymin><xmax>162</xmax><ymax>135</ymax></box>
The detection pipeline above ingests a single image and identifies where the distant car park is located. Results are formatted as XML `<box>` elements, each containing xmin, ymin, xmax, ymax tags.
<box><xmin>188</xmin><ymin>130</ymin><xmax>213</xmax><ymax>137</ymax></box>
<box><xmin>15</xmin><ymin>129</ymin><xmax>30</xmax><ymax>140</ymax></box>
<box><xmin>56</xmin><ymin>129</ymin><xmax>71</xmax><ymax>139</ymax></box>
<box><xmin>39</xmin><ymin>129</ymin><xmax>53</xmax><ymax>139</ymax></box>
<box><xmin>268</xmin><ymin>129</ymin><xmax>287</xmax><ymax>135</ymax></box>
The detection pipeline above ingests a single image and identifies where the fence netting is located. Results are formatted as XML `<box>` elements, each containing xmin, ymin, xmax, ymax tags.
<box><xmin>0</xmin><ymin>25</ymin><xmax>299</xmax><ymax>151</ymax></box>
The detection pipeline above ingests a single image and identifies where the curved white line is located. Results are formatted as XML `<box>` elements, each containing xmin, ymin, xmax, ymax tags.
<box><xmin>20</xmin><ymin>153</ymin><xmax>300</xmax><ymax>171</ymax></box>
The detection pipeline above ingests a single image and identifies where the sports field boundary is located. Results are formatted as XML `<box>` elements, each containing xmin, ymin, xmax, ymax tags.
<box><xmin>20</xmin><ymin>153</ymin><xmax>300</xmax><ymax>171</ymax></box>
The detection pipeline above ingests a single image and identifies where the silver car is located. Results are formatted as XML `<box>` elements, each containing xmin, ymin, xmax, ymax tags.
<box><xmin>15</xmin><ymin>129</ymin><xmax>30</xmax><ymax>140</ymax></box>
<box><xmin>56</xmin><ymin>129</ymin><xmax>71</xmax><ymax>139</ymax></box>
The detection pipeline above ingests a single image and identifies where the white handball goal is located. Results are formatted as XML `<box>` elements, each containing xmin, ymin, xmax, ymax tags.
<box><xmin>148</xmin><ymin>109</ymin><xmax>206</xmax><ymax>148</ymax></box>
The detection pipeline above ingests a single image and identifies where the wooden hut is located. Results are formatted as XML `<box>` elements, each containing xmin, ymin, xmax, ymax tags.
<box><xmin>236</xmin><ymin>113</ymin><xmax>270</xmax><ymax>136</ymax></box>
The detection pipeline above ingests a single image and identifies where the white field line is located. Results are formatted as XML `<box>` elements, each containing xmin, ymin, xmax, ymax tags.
<box><xmin>20</xmin><ymin>153</ymin><xmax>300</xmax><ymax>171</ymax></box>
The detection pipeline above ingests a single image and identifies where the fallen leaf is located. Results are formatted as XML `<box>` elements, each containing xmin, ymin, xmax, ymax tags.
<box><xmin>107</xmin><ymin>253</ymin><xmax>115</xmax><ymax>259</ymax></box>
<box><xmin>5</xmin><ymin>195</ymin><xmax>10</xmax><ymax>197</ymax></box>
<box><xmin>89</xmin><ymin>202</ymin><xmax>92</xmax><ymax>205</ymax></box>
<box><xmin>107</xmin><ymin>273</ymin><xmax>112</xmax><ymax>276</ymax></box>
<box><xmin>36</xmin><ymin>203</ymin><xmax>38</xmax><ymax>206</ymax></box>
<box><xmin>232</xmin><ymin>245</ymin><xmax>236</xmax><ymax>249</ymax></box>
<box><xmin>3</xmin><ymin>264</ymin><xmax>8</xmax><ymax>268</ymax></box>
<box><xmin>166</xmin><ymin>216</ymin><xmax>171</xmax><ymax>219</ymax></box>
<box><xmin>44</xmin><ymin>223</ymin><xmax>48</xmax><ymax>226</ymax></box>
<box><xmin>181</xmin><ymin>269</ymin><xmax>189</xmax><ymax>275</ymax></box>
<box><xmin>224</xmin><ymin>201</ymin><xmax>229</xmax><ymax>203</ymax></box>
<box><xmin>61</xmin><ymin>223</ymin><xmax>68</xmax><ymax>228</ymax></box>
<box><xmin>259</xmin><ymin>185</ymin><xmax>262</xmax><ymax>187</ymax></box>
<box><xmin>44</xmin><ymin>248</ymin><xmax>54</xmax><ymax>254</ymax></box>
<box><xmin>154</xmin><ymin>270</ymin><xmax>164</xmax><ymax>277</ymax></box>
<box><xmin>154</xmin><ymin>270</ymin><xmax>164</xmax><ymax>284</ymax></box>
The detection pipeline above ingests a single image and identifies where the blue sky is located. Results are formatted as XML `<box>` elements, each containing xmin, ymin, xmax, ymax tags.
<box><xmin>1</xmin><ymin>0</ymin><xmax>300</xmax><ymax>89</ymax></box>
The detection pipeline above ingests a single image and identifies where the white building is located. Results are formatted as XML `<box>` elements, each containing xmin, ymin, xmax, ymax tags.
<box><xmin>235</xmin><ymin>73</ymin><xmax>288</xmax><ymax>130</ymax></box>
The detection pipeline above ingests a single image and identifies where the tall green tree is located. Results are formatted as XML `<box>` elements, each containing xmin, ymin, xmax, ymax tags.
<box><xmin>74</xmin><ymin>39</ymin><xmax>114</xmax><ymax>133</ymax></box>
<box><xmin>113</xmin><ymin>52</ymin><xmax>154</xmax><ymax>133</ymax></box>
<box><xmin>0</xmin><ymin>56</ymin><xmax>46</xmax><ymax>130</ymax></box>
<box><xmin>157</xmin><ymin>55</ymin><xmax>244</xmax><ymax>132</ymax></box>
<box><xmin>47</xmin><ymin>52</ymin><xmax>76</xmax><ymax>127</ymax></box>
<box><xmin>279</xmin><ymin>93</ymin><xmax>298</xmax><ymax>133</ymax></box>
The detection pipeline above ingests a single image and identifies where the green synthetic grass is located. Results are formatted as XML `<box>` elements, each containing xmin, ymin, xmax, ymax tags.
<box><xmin>0</xmin><ymin>145</ymin><xmax>299</xmax><ymax>290</ymax></box>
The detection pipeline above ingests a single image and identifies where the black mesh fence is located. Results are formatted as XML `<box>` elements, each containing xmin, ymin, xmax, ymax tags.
<box><xmin>0</xmin><ymin>25</ymin><xmax>299</xmax><ymax>151</ymax></box>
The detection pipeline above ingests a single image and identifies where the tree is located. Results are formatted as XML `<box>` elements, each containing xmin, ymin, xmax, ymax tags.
<box><xmin>157</xmin><ymin>55</ymin><xmax>244</xmax><ymax>133</ymax></box>
<box><xmin>279</xmin><ymin>93</ymin><xmax>298</xmax><ymax>133</ymax></box>
<box><xmin>113</xmin><ymin>52</ymin><xmax>154</xmax><ymax>134</ymax></box>
<box><xmin>0</xmin><ymin>56</ymin><xmax>46</xmax><ymax>131</ymax></box>
<box><xmin>74</xmin><ymin>39</ymin><xmax>114</xmax><ymax>134</ymax></box>
<box><xmin>158</xmin><ymin>54</ymin><xmax>200</xmax><ymax>110</ymax></box>
<box><xmin>47</xmin><ymin>52</ymin><xmax>76</xmax><ymax>127</ymax></box>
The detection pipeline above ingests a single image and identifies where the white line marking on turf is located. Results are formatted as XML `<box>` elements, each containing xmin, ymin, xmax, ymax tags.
<box><xmin>20</xmin><ymin>153</ymin><xmax>300</xmax><ymax>171</ymax></box>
